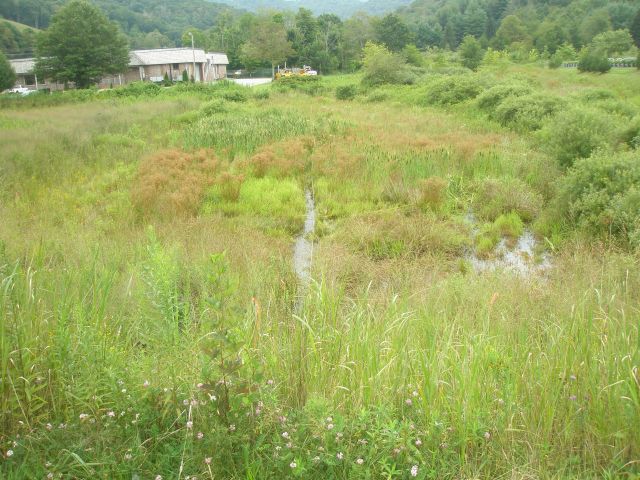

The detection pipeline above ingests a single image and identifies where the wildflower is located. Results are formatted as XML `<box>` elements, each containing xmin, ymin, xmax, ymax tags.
<box><xmin>336</xmin><ymin>452</ymin><xmax>344</xmax><ymax>460</ymax></box>
<box><xmin>290</xmin><ymin>461</ymin><xmax>297</xmax><ymax>469</ymax></box>
<box><xmin>186</xmin><ymin>421</ymin><xmax>193</xmax><ymax>429</ymax></box>
<box><xmin>58</xmin><ymin>423</ymin><xmax>66</xmax><ymax>429</ymax></box>
<box><xmin>484</xmin><ymin>431</ymin><xmax>491</xmax><ymax>440</ymax></box>
<box><xmin>45</xmin><ymin>462</ymin><xmax>52</xmax><ymax>467</ymax></box>
<box><xmin>415</xmin><ymin>439</ymin><xmax>422</xmax><ymax>446</ymax></box>
<box><xmin>197</xmin><ymin>432</ymin><xmax>204</xmax><ymax>440</ymax></box>
<box><xmin>356</xmin><ymin>458</ymin><xmax>364</xmax><ymax>465</ymax></box>
<box><xmin>275</xmin><ymin>446</ymin><xmax>282</xmax><ymax>451</ymax></box>
<box><xmin>143</xmin><ymin>380</ymin><xmax>150</xmax><ymax>388</ymax></box>
<box><xmin>6</xmin><ymin>450</ymin><xmax>14</xmax><ymax>458</ymax></box>
<box><xmin>45</xmin><ymin>423</ymin><xmax>53</xmax><ymax>431</ymax></box>
<box><xmin>317</xmin><ymin>446</ymin><xmax>324</xmax><ymax>452</ymax></box>
<box><xmin>255</xmin><ymin>408</ymin><xmax>261</xmax><ymax>415</ymax></box>
<box><xmin>411</xmin><ymin>465</ymin><xmax>419</xmax><ymax>477</ymax></box>
<box><xmin>358</xmin><ymin>438</ymin><xmax>368</xmax><ymax>445</ymax></box>
<box><xmin>405</xmin><ymin>399</ymin><xmax>413</xmax><ymax>406</ymax></box>
<box><xmin>569</xmin><ymin>374</ymin><xmax>577</xmax><ymax>381</ymax></box>
<box><xmin>569</xmin><ymin>395</ymin><xmax>577</xmax><ymax>401</ymax></box>
<box><xmin>197</xmin><ymin>383</ymin><xmax>204</xmax><ymax>388</ymax></box>
<box><xmin>286</xmin><ymin>442</ymin><xmax>292</xmax><ymax>449</ymax></box>
<box><xmin>393</xmin><ymin>448</ymin><xmax>401</xmax><ymax>456</ymax></box>
<box><xmin>156</xmin><ymin>476</ymin><xmax>162</xmax><ymax>480</ymax></box>
<box><xmin>121</xmin><ymin>389</ymin><xmax>127</xmax><ymax>394</ymax></box>
<box><xmin>79</xmin><ymin>414</ymin><xmax>89</xmax><ymax>421</ymax></box>
<box><xmin>412</xmin><ymin>391</ymin><xmax>418</xmax><ymax>397</ymax></box>
<box><xmin>107</xmin><ymin>411</ymin><xmax>115</xmax><ymax>418</ymax></box>
<box><xmin>326</xmin><ymin>416</ymin><xmax>333</xmax><ymax>422</ymax></box>
<box><xmin>191</xmin><ymin>399</ymin><xmax>198</xmax><ymax>407</ymax></box>
<box><xmin>47</xmin><ymin>473</ymin><xmax>54</xmax><ymax>479</ymax></box>
<box><xmin>312</xmin><ymin>456</ymin><xmax>320</xmax><ymax>463</ymax></box>
<box><xmin>267</xmin><ymin>379</ymin><xmax>274</xmax><ymax>385</ymax></box>
<box><xmin>326</xmin><ymin>423</ymin><xmax>334</xmax><ymax>430</ymax></box>
<box><xmin>183</xmin><ymin>399</ymin><xmax>189</xmax><ymax>406</ymax></box>
<box><xmin>204</xmin><ymin>457</ymin><xmax>212</xmax><ymax>465</ymax></box>
<box><xmin>439</xmin><ymin>442</ymin><xmax>448</xmax><ymax>449</ymax></box>
<box><xmin>278</xmin><ymin>416</ymin><xmax>287</xmax><ymax>424</ymax></box>
<box><xmin>229</xmin><ymin>424</ymin><xmax>236</xmax><ymax>432</ymax></box>
<box><xmin>497</xmin><ymin>398</ymin><xmax>505</xmax><ymax>406</ymax></box>
<box><xmin>282</xmin><ymin>431</ymin><xmax>289</xmax><ymax>439</ymax></box>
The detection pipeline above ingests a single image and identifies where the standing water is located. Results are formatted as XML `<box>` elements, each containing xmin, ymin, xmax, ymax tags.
<box><xmin>293</xmin><ymin>189</ymin><xmax>316</xmax><ymax>297</ymax></box>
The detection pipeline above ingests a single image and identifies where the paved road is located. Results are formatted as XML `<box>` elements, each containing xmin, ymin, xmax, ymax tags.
<box><xmin>229</xmin><ymin>78</ymin><xmax>272</xmax><ymax>87</ymax></box>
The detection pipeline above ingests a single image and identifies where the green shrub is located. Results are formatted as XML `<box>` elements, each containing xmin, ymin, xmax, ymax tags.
<box><xmin>365</xmin><ymin>90</ymin><xmax>389</xmax><ymax>103</ymax></box>
<box><xmin>560</xmin><ymin>150</ymin><xmax>640</xmax><ymax>245</ymax></box>
<box><xmin>219</xmin><ymin>89</ymin><xmax>248</xmax><ymax>102</ymax></box>
<box><xmin>473</xmin><ymin>177</ymin><xmax>543</xmax><ymax>222</ymax></box>
<box><xmin>548</xmin><ymin>53</ymin><xmax>563</xmax><ymax>69</ymax></box>
<box><xmin>199</xmin><ymin>99</ymin><xmax>228</xmax><ymax>116</ymax></box>
<box><xmin>494</xmin><ymin>211</ymin><xmax>525</xmax><ymax>238</ymax></box>
<box><xmin>493</xmin><ymin>93</ymin><xmax>564</xmax><ymax>132</ymax></box>
<box><xmin>575</xmin><ymin>89</ymin><xmax>636</xmax><ymax>118</ymax></box>
<box><xmin>476</xmin><ymin>83</ymin><xmax>533</xmax><ymax>111</ymax></box>
<box><xmin>361</xmin><ymin>42</ymin><xmax>416</xmax><ymax>87</ymax></box>
<box><xmin>424</xmin><ymin>75</ymin><xmax>490</xmax><ymax>106</ymax></box>
<box><xmin>336</xmin><ymin>84</ymin><xmax>358</xmax><ymax>100</ymax></box>
<box><xmin>578</xmin><ymin>47</ymin><xmax>611</xmax><ymax>73</ymax></box>
<box><xmin>539</xmin><ymin>107</ymin><xmax>617</xmax><ymax>167</ymax></box>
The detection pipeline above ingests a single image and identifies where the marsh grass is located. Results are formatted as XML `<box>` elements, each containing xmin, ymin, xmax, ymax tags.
<box><xmin>1</xmin><ymin>66</ymin><xmax>640</xmax><ymax>479</ymax></box>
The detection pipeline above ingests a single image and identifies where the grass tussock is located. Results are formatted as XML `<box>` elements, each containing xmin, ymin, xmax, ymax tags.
<box><xmin>132</xmin><ymin>149</ymin><xmax>220</xmax><ymax>218</ymax></box>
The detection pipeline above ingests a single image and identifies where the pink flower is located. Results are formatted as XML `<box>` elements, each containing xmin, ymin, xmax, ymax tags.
<box><xmin>197</xmin><ymin>432</ymin><xmax>204</xmax><ymax>440</ymax></box>
<box><xmin>107</xmin><ymin>411</ymin><xmax>115</xmax><ymax>417</ymax></box>
<box><xmin>143</xmin><ymin>380</ymin><xmax>150</xmax><ymax>388</ymax></box>
<box><xmin>484</xmin><ymin>431</ymin><xmax>491</xmax><ymax>440</ymax></box>
<box><xmin>415</xmin><ymin>439</ymin><xmax>422</xmax><ymax>446</ymax></box>
<box><xmin>204</xmin><ymin>457</ymin><xmax>212</xmax><ymax>465</ymax></box>
<box><xmin>326</xmin><ymin>423</ymin><xmax>334</xmax><ymax>430</ymax></box>
<box><xmin>405</xmin><ymin>399</ymin><xmax>413</xmax><ymax>406</ymax></box>
<box><xmin>186</xmin><ymin>421</ymin><xmax>193</xmax><ymax>429</ymax></box>
<box><xmin>411</xmin><ymin>465</ymin><xmax>419</xmax><ymax>477</ymax></box>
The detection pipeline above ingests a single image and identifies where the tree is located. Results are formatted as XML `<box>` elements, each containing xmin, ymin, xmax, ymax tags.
<box><xmin>181</xmin><ymin>28</ymin><xmax>207</xmax><ymax>49</ymax></box>
<box><xmin>631</xmin><ymin>9</ymin><xmax>640</xmax><ymax>49</ymax></box>
<box><xmin>591</xmin><ymin>29</ymin><xmax>634</xmax><ymax>56</ymax></box>
<box><xmin>463</xmin><ymin>1</ymin><xmax>488</xmax><ymax>39</ymax></box>
<box><xmin>459</xmin><ymin>35</ymin><xmax>484</xmax><ymax>70</ymax></box>
<box><xmin>579</xmin><ymin>10</ymin><xmax>612</xmax><ymax>46</ymax></box>
<box><xmin>36</xmin><ymin>0</ymin><xmax>129</xmax><ymax>88</ymax></box>
<box><xmin>240</xmin><ymin>14</ymin><xmax>293</xmax><ymax>78</ymax></box>
<box><xmin>374</xmin><ymin>14</ymin><xmax>412</xmax><ymax>52</ymax></box>
<box><xmin>0</xmin><ymin>50</ymin><xmax>16</xmax><ymax>91</ymax></box>
<box><xmin>493</xmin><ymin>15</ymin><xmax>530</xmax><ymax>50</ymax></box>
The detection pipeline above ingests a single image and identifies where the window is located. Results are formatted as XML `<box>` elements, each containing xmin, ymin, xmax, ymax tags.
<box><xmin>172</xmin><ymin>63</ymin><xmax>179</xmax><ymax>69</ymax></box>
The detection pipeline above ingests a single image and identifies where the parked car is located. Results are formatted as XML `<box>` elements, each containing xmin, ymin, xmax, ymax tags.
<box><xmin>6</xmin><ymin>86</ymin><xmax>36</xmax><ymax>96</ymax></box>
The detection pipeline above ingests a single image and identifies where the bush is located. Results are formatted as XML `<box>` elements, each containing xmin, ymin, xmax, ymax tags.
<box><xmin>219</xmin><ymin>89</ymin><xmax>248</xmax><ymax>102</ymax></box>
<box><xmin>560</xmin><ymin>150</ymin><xmax>640</xmax><ymax>245</ymax></box>
<box><xmin>361</xmin><ymin>42</ymin><xmax>416</xmax><ymax>87</ymax></box>
<box><xmin>199</xmin><ymin>99</ymin><xmax>228</xmax><ymax>116</ymax></box>
<box><xmin>476</xmin><ymin>83</ymin><xmax>533</xmax><ymax>111</ymax></box>
<box><xmin>539</xmin><ymin>107</ymin><xmax>616</xmax><ymax>167</ymax></box>
<box><xmin>548</xmin><ymin>53</ymin><xmax>563</xmax><ymax>69</ymax></box>
<box><xmin>335</xmin><ymin>84</ymin><xmax>358</xmax><ymax>100</ymax></box>
<box><xmin>459</xmin><ymin>35</ymin><xmax>485</xmax><ymax>71</ymax></box>
<box><xmin>473</xmin><ymin>177</ymin><xmax>543</xmax><ymax>222</ymax></box>
<box><xmin>416</xmin><ymin>176</ymin><xmax>448</xmax><ymax>210</ymax></box>
<box><xmin>423</xmin><ymin>75</ymin><xmax>490</xmax><ymax>106</ymax></box>
<box><xmin>493</xmin><ymin>93</ymin><xmax>565</xmax><ymax>132</ymax></box>
<box><xmin>578</xmin><ymin>47</ymin><xmax>611</xmax><ymax>73</ymax></box>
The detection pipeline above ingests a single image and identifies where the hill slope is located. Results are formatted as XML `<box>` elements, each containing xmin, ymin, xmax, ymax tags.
<box><xmin>214</xmin><ymin>0</ymin><xmax>413</xmax><ymax>18</ymax></box>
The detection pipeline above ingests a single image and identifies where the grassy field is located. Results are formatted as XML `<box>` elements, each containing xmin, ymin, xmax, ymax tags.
<box><xmin>1</xmin><ymin>66</ymin><xmax>639</xmax><ymax>479</ymax></box>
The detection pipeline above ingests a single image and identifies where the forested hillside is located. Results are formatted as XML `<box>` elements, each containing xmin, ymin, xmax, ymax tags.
<box><xmin>0</xmin><ymin>0</ymin><xmax>241</xmax><ymax>52</ymax></box>
<box><xmin>398</xmin><ymin>0</ymin><xmax>638</xmax><ymax>50</ymax></box>
<box><xmin>214</xmin><ymin>0</ymin><xmax>413</xmax><ymax>18</ymax></box>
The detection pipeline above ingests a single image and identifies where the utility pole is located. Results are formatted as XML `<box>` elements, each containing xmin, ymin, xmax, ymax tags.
<box><xmin>188</xmin><ymin>31</ymin><xmax>196</xmax><ymax>82</ymax></box>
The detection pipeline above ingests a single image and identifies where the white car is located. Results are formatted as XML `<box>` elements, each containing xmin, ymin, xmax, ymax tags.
<box><xmin>7</xmin><ymin>86</ymin><xmax>36</xmax><ymax>96</ymax></box>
